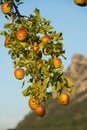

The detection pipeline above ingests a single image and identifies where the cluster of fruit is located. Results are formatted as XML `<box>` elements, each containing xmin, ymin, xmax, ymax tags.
<box><xmin>28</xmin><ymin>92</ymin><xmax>69</xmax><ymax>117</ymax></box>
<box><xmin>29</xmin><ymin>98</ymin><xmax>46</xmax><ymax>117</ymax></box>
<box><xmin>0</xmin><ymin>1</ymin><xmax>73</xmax><ymax>117</ymax></box>
<box><xmin>74</xmin><ymin>0</ymin><xmax>87</xmax><ymax>6</ymax></box>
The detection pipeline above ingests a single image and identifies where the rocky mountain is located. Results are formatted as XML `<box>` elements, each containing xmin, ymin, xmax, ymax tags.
<box><xmin>8</xmin><ymin>54</ymin><xmax>87</xmax><ymax>130</ymax></box>
<box><xmin>65</xmin><ymin>54</ymin><xmax>87</xmax><ymax>102</ymax></box>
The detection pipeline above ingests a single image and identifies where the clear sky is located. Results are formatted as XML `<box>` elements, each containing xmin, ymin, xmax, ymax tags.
<box><xmin>0</xmin><ymin>0</ymin><xmax>87</xmax><ymax>130</ymax></box>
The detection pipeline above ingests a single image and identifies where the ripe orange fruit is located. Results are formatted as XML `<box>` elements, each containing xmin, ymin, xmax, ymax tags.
<box><xmin>86</xmin><ymin>0</ymin><xmax>87</xmax><ymax>4</ymax></box>
<box><xmin>35</xmin><ymin>104</ymin><xmax>46</xmax><ymax>117</ymax></box>
<box><xmin>52</xmin><ymin>58</ymin><xmax>62</xmax><ymax>68</ymax></box>
<box><xmin>1</xmin><ymin>2</ymin><xmax>11</xmax><ymax>14</ymax></box>
<box><xmin>16</xmin><ymin>29</ymin><xmax>27</xmax><ymax>41</ymax></box>
<box><xmin>74</xmin><ymin>0</ymin><xmax>86</xmax><ymax>6</ymax></box>
<box><xmin>28</xmin><ymin>98</ymin><xmax>39</xmax><ymax>110</ymax></box>
<box><xmin>58</xmin><ymin>93</ymin><xmax>69</xmax><ymax>105</ymax></box>
<box><xmin>41</xmin><ymin>35</ymin><xmax>51</xmax><ymax>43</ymax></box>
<box><xmin>14</xmin><ymin>68</ymin><xmax>25</xmax><ymax>80</ymax></box>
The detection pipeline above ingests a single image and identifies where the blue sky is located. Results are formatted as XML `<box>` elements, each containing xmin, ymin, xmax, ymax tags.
<box><xmin>0</xmin><ymin>0</ymin><xmax>87</xmax><ymax>130</ymax></box>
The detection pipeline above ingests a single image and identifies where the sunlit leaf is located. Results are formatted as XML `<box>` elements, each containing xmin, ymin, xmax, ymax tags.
<box><xmin>34</xmin><ymin>8</ymin><xmax>40</xmax><ymax>18</ymax></box>
<box><xmin>22</xmin><ymin>86</ymin><xmax>30</xmax><ymax>96</ymax></box>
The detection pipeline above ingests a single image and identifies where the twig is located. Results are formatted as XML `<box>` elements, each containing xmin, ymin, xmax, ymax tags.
<box><xmin>12</xmin><ymin>0</ymin><xmax>21</xmax><ymax>18</ymax></box>
<box><xmin>12</xmin><ymin>0</ymin><xmax>30</xmax><ymax>19</ymax></box>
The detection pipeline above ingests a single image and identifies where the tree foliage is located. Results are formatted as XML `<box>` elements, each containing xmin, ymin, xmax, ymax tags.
<box><xmin>0</xmin><ymin>0</ymin><xmax>74</xmax><ymax>103</ymax></box>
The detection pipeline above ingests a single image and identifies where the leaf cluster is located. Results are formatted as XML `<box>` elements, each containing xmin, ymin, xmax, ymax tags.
<box><xmin>0</xmin><ymin>2</ymin><xmax>74</xmax><ymax>103</ymax></box>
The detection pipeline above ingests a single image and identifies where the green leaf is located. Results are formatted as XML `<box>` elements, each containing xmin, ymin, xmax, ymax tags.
<box><xmin>52</xmin><ymin>85</ymin><xmax>56</xmax><ymax>90</ymax></box>
<box><xmin>57</xmin><ymin>81</ymin><xmax>62</xmax><ymax>91</ymax></box>
<box><xmin>22</xmin><ymin>86</ymin><xmax>30</xmax><ymax>96</ymax></box>
<box><xmin>65</xmin><ymin>77</ymin><xmax>73</xmax><ymax>87</ymax></box>
<box><xmin>58</xmin><ymin>32</ymin><xmax>63</xmax><ymax>40</ymax></box>
<box><xmin>58</xmin><ymin>64</ymin><xmax>64</xmax><ymax>73</ymax></box>
<box><xmin>17</xmin><ymin>2</ymin><xmax>24</xmax><ymax>6</ymax></box>
<box><xmin>21</xmin><ymin>80</ymin><xmax>26</xmax><ymax>88</ymax></box>
<box><xmin>46</xmin><ymin>92</ymin><xmax>52</xmax><ymax>100</ymax></box>
<box><xmin>34</xmin><ymin>8</ymin><xmax>40</xmax><ymax>18</ymax></box>
<box><xmin>4</xmin><ymin>23</ymin><xmax>12</xmax><ymax>29</ymax></box>
<box><xmin>5</xmin><ymin>15</ymin><xmax>11</xmax><ymax>20</ymax></box>
<box><xmin>66</xmin><ymin>87</ymin><xmax>74</xmax><ymax>93</ymax></box>
<box><xmin>44</xmin><ymin>77</ymin><xmax>50</xmax><ymax>85</ymax></box>
<box><xmin>40</xmin><ymin>27</ymin><xmax>46</xmax><ymax>34</ymax></box>
<box><xmin>46</xmin><ymin>25</ymin><xmax>53</xmax><ymax>32</ymax></box>
<box><xmin>0</xmin><ymin>31</ymin><xmax>8</xmax><ymax>36</ymax></box>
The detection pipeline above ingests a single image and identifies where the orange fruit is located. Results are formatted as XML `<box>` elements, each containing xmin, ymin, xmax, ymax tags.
<box><xmin>41</xmin><ymin>35</ymin><xmax>51</xmax><ymax>43</ymax></box>
<box><xmin>1</xmin><ymin>2</ymin><xmax>11</xmax><ymax>14</ymax></box>
<box><xmin>16</xmin><ymin>28</ymin><xmax>27</xmax><ymax>41</ymax></box>
<box><xmin>86</xmin><ymin>0</ymin><xmax>87</xmax><ymax>4</ymax></box>
<box><xmin>14</xmin><ymin>68</ymin><xmax>25</xmax><ymax>80</ymax></box>
<box><xmin>52</xmin><ymin>58</ymin><xmax>62</xmax><ymax>68</ymax></box>
<box><xmin>58</xmin><ymin>93</ymin><xmax>69</xmax><ymax>105</ymax></box>
<box><xmin>74</xmin><ymin>0</ymin><xmax>86</xmax><ymax>6</ymax></box>
<box><xmin>35</xmin><ymin>104</ymin><xmax>46</xmax><ymax>117</ymax></box>
<box><xmin>28</xmin><ymin>98</ymin><xmax>39</xmax><ymax>110</ymax></box>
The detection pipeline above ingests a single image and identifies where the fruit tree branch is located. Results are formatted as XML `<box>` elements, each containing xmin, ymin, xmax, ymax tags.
<box><xmin>12</xmin><ymin>0</ymin><xmax>30</xmax><ymax>19</ymax></box>
<box><xmin>12</xmin><ymin>0</ymin><xmax>21</xmax><ymax>18</ymax></box>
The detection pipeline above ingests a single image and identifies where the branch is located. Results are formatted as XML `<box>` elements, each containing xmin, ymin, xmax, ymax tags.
<box><xmin>12</xmin><ymin>0</ymin><xmax>30</xmax><ymax>19</ymax></box>
<box><xmin>12</xmin><ymin>0</ymin><xmax>21</xmax><ymax>18</ymax></box>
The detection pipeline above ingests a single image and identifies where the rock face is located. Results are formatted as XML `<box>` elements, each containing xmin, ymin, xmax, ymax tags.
<box><xmin>66</xmin><ymin>54</ymin><xmax>87</xmax><ymax>80</ymax></box>
<box><xmin>7</xmin><ymin>54</ymin><xmax>87</xmax><ymax>130</ymax></box>
<box><xmin>65</xmin><ymin>54</ymin><xmax>87</xmax><ymax>102</ymax></box>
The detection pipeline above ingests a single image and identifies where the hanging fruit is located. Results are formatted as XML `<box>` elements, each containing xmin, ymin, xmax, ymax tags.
<box><xmin>1</xmin><ymin>1</ymin><xmax>12</xmax><ymax>14</ymax></box>
<box><xmin>0</xmin><ymin>0</ymin><xmax>74</xmax><ymax>117</ymax></box>
<box><xmin>74</xmin><ymin>0</ymin><xmax>86</xmax><ymax>6</ymax></box>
